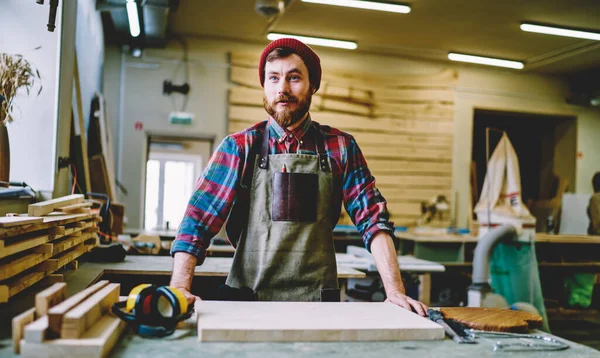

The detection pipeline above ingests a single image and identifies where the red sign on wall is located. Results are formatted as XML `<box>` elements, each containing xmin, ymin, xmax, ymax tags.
<box><xmin>134</xmin><ymin>121</ymin><xmax>143</xmax><ymax>131</ymax></box>
<box><xmin>577</xmin><ymin>151</ymin><xmax>583</xmax><ymax>159</ymax></box>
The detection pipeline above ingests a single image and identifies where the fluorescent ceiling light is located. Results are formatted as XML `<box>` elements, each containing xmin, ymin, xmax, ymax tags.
<box><xmin>520</xmin><ymin>23</ymin><xmax>600</xmax><ymax>41</ymax></box>
<box><xmin>301</xmin><ymin>0</ymin><xmax>410</xmax><ymax>14</ymax></box>
<box><xmin>448</xmin><ymin>53</ymin><xmax>524</xmax><ymax>70</ymax></box>
<box><xmin>126</xmin><ymin>0</ymin><xmax>141</xmax><ymax>38</ymax></box>
<box><xmin>267</xmin><ymin>33</ymin><xmax>357</xmax><ymax>50</ymax></box>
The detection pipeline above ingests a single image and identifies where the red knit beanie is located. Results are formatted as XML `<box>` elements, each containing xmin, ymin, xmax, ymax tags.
<box><xmin>258</xmin><ymin>38</ymin><xmax>322</xmax><ymax>92</ymax></box>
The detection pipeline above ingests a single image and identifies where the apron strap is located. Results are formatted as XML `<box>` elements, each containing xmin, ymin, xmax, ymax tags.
<box><xmin>258</xmin><ymin>123</ymin><xmax>270</xmax><ymax>170</ymax></box>
<box><xmin>313</xmin><ymin>123</ymin><xmax>330</xmax><ymax>172</ymax></box>
<box><xmin>259</xmin><ymin>120</ymin><xmax>330</xmax><ymax>172</ymax></box>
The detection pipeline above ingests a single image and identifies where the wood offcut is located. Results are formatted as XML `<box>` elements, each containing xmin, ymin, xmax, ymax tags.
<box><xmin>439</xmin><ymin>307</ymin><xmax>543</xmax><ymax>333</ymax></box>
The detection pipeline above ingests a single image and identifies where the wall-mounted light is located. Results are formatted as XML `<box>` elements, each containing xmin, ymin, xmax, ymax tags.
<box><xmin>520</xmin><ymin>23</ymin><xmax>600</xmax><ymax>41</ymax></box>
<box><xmin>301</xmin><ymin>0</ymin><xmax>410</xmax><ymax>14</ymax></box>
<box><xmin>267</xmin><ymin>33</ymin><xmax>357</xmax><ymax>50</ymax></box>
<box><xmin>126</xmin><ymin>0</ymin><xmax>141</xmax><ymax>38</ymax></box>
<box><xmin>448</xmin><ymin>53</ymin><xmax>524</xmax><ymax>70</ymax></box>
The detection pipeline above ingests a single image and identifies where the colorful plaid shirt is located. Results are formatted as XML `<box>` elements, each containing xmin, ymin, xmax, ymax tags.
<box><xmin>171</xmin><ymin>115</ymin><xmax>395</xmax><ymax>262</ymax></box>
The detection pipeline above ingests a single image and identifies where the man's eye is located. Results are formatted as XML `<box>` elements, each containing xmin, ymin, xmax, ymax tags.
<box><xmin>269</xmin><ymin>76</ymin><xmax>278</xmax><ymax>81</ymax></box>
<box><xmin>290</xmin><ymin>75</ymin><xmax>300</xmax><ymax>81</ymax></box>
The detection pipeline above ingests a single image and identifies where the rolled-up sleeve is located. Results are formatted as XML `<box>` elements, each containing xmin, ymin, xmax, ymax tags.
<box><xmin>341</xmin><ymin>136</ymin><xmax>395</xmax><ymax>252</ymax></box>
<box><xmin>170</xmin><ymin>136</ymin><xmax>242</xmax><ymax>264</ymax></box>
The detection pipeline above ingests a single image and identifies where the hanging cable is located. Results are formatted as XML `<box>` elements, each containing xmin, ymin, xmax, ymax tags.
<box><xmin>69</xmin><ymin>163</ymin><xmax>82</xmax><ymax>195</ymax></box>
<box><xmin>169</xmin><ymin>35</ymin><xmax>190</xmax><ymax>112</ymax></box>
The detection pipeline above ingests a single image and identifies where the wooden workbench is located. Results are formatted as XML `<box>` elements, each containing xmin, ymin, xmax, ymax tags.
<box><xmin>396</xmin><ymin>231</ymin><xmax>600</xmax><ymax>266</ymax></box>
<box><xmin>81</xmin><ymin>255</ymin><xmax>365</xmax><ymax>279</ymax></box>
<box><xmin>0</xmin><ymin>257</ymin><xmax>598</xmax><ymax>357</ymax></box>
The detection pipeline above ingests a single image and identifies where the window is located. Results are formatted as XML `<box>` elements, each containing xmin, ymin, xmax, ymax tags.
<box><xmin>144</xmin><ymin>152</ymin><xmax>202</xmax><ymax>231</ymax></box>
<box><xmin>143</xmin><ymin>136</ymin><xmax>213</xmax><ymax>231</ymax></box>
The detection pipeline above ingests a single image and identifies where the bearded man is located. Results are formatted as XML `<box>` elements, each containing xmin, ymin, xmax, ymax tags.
<box><xmin>169</xmin><ymin>38</ymin><xmax>427</xmax><ymax>316</ymax></box>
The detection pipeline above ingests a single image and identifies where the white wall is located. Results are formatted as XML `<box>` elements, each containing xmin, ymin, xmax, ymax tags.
<box><xmin>106</xmin><ymin>37</ymin><xmax>600</xmax><ymax>230</ymax></box>
<box><xmin>0</xmin><ymin>0</ymin><xmax>104</xmax><ymax>198</ymax></box>
<box><xmin>0</xmin><ymin>0</ymin><xmax>62</xmax><ymax>193</ymax></box>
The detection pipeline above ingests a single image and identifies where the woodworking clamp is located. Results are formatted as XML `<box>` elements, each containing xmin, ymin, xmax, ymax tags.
<box><xmin>427</xmin><ymin>309</ymin><xmax>476</xmax><ymax>344</ymax></box>
<box><xmin>466</xmin><ymin>329</ymin><xmax>569</xmax><ymax>351</ymax></box>
<box><xmin>112</xmin><ymin>284</ymin><xmax>194</xmax><ymax>337</ymax></box>
<box><xmin>428</xmin><ymin>309</ymin><xmax>568</xmax><ymax>351</ymax></box>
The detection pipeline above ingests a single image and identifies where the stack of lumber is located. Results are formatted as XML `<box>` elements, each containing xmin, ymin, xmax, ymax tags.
<box><xmin>0</xmin><ymin>195</ymin><xmax>100</xmax><ymax>303</ymax></box>
<box><xmin>227</xmin><ymin>53</ymin><xmax>457</xmax><ymax>226</ymax></box>
<box><xmin>13</xmin><ymin>281</ymin><xmax>126</xmax><ymax>357</ymax></box>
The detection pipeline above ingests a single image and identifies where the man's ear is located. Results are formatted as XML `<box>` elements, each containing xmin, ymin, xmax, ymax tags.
<box><xmin>311</xmin><ymin>84</ymin><xmax>317</xmax><ymax>94</ymax></box>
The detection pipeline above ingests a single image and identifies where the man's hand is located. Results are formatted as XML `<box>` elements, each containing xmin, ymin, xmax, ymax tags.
<box><xmin>385</xmin><ymin>290</ymin><xmax>428</xmax><ymax>317</ymax></box>
<box><xmin>369</xmin><ymin>232</ymin><xmax>428</xmax><ymax>317</ymax></box>
<box><xmin>171</xmin><ymin>252</ymin><xmax>200</xmax><ymax>305</ymax></box>
<box><xmin>174</xmin><ymin>286</ymin><xmax>201</xmax><ymax>305</ymax></box>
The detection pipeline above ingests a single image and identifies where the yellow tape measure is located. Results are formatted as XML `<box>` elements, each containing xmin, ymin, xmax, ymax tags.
<box><xmin>112</xmin><ymin>284</ymin><xmax>193</xmax><ymax>337</ymax></box>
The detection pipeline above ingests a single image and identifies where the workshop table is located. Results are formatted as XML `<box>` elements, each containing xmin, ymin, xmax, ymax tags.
<box><xmin>395</xmin><ymin>231</ymin><xmax>600</xmax><ymax>326</ymax></box>
<box><xmin>395</xmin><ymin>231</ymin><xmax>600</xmax><ymax>266</ymax></box>
<box><xmin>336</xmin><ymin>245</ymin><xmax>445</xmax><ymax>305</ymax></box>
<box><xmin>79</xmin><ymin>255</ymin><xmax>365</xmax><ymax>279</ymax></box>
<box><xmin>0</xmin><ymin>258</ymin><xmax>598</xmax><ymax>357</ymax></box>
<box><xmin>106</xmin><ymin>319</ymin><xmax>600</xmax><ymax>358</ymax></box>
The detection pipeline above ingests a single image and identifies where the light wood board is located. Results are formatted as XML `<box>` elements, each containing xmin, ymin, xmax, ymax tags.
<box><xmin>12</xmin><ymin>307</ymin><xmax>36</xmax><ymax>354</ymax></box>
<box><xmin>0</xmin><ymin>267</ymin><xmax>52</xmax><ymax>303</ymax></box>
<box><xmin>0</xmin><ymin>216</ymin><xmax>44</xmax><ymax>228</ymax></box>
<box><xmin>196</xmin><ymin>301</ymin><xmax>444</xmax><ymax>342</ymax></box>
<box><xmin>73</xmin><ymin>52</ymin><xmax>92</xmax><ymax>194</ymax></box>
<box><xmin>24</xmin><ymin>315</ymin><xmax>48</xmax><ymax>343</ymax></box>
<box><xmin>35</xmin><ymin>282</ymin><xmax>67</xmax><ymax>317</ymax></box>
<box><xmin>0</xmin><ymin>213</ymin><xmax>95</xmax><ymax>239</ymax></box>
<box><xmin>0</xmin><ymin>232</ymin><xmax>51</xmax><ymax>259</ymax></box>
<box><xmin>61</xmin><ymin>283</ymin><xmax>120</xmax><ymax>338</ymax></box>
<box><xmin>21</xmin><ymin>315</ymin><xmax>126</xmax><ymax>358</ymax></box>
<box><xmin>0</xmin><ymin>248</ymin><xmax>52</xmax><ymax>280</ymax></box>
<box><xmin>47</xmin><ymin>280</ymin><xmax>109</xmax><ymax>336</ymax></box>
<box><xmin>55</xmin><ymin>202</ymin><xmax>92</xmax><ymax>212</ymax></box>
<box><xmin>28</xmin><ymin>195</ymin><xmax>84</xmax><ymax>217</ymax></box>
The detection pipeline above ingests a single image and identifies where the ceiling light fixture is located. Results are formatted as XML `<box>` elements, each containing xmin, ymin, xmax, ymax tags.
<box><xmin>301</xmin><ymin>0</ymin><xmax>410</xmax><ymax>14</ymax></box>
<box><xmin>267</xmin><ymin>33</ymin><xmax>358</xmax><ymax>50</ymax></box>
<box><xmin>126</xmin><ymin>0</ymin><xmax>141</xmax><ymax>38</ymax></box>
<box><xmin>520</xmin><ymin>23</ymin><xmax>600</xmax><ymax>41</ymax></box>
<box><xmin>448</xmin><ymin>53</ymin><xmax>524</xmax><ymax>70</ymax></box>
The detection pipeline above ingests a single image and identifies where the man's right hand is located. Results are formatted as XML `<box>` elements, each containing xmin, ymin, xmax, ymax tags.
<box><xmin>170</xmin><ymin>252</ymin><xmax>200</xmax><ymax>305</ymax></box>
<box><xmin>174</xmin><ymin>286</ymin><xmax>201</xmax><ymax>305</ymax></box>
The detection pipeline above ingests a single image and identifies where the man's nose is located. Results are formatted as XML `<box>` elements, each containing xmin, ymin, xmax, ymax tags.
<box><xmin>277</xmin><ymin>79</ymin><xmax>290</xmax><ymax>94</ymax></box>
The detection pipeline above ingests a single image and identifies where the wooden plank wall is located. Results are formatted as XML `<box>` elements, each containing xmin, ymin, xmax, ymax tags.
<box><xmin>227</xmin><ymin>53</ymin><xmax>457</xmax><ymax>226</ymax></box>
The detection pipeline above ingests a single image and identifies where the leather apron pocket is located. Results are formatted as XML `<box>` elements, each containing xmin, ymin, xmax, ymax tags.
<box><xmin>272</xmin><ymin>172</ymin><xmax>318</xmax><ymax>222</ymax></box>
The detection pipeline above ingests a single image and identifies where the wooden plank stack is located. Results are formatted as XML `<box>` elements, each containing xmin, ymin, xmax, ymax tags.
<box><xmin>227</xmin><ymin>53</ymin><xmax>457</xmax><ymax>226</ymax></box>
<box><xmin>13</xmin><ymin>281</ymin><xmax>126</xmax><ymax>357</ymax></box>
<box><xmin>0</xmin><ymin>195</ymin><xmax>101</xmax><ymax>303</ymax></box>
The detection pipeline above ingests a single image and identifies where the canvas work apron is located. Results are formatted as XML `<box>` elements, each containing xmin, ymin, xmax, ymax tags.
<box><xmin>225</xmin><ymin>122</ymin><xmax>339</xmax><ymax>302</ymax></box>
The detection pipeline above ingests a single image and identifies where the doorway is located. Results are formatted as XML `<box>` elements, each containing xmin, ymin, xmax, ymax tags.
<box><xmin>471</xmin><ymin>109</ymin><xmax>577</xmax><ymax>217</ymax></box>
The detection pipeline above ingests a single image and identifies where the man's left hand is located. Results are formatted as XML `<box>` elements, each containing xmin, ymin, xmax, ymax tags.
<box><xmin>385</xmin><ymin>290</ymin><xmax>428</xmax><ymax>317</ymax></box>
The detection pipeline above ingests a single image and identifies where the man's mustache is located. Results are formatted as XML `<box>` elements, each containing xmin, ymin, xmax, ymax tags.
<box><xmin>275</xmin><ymin>95</ymin><xmax>298</xmax><ymax>103</ymax></box>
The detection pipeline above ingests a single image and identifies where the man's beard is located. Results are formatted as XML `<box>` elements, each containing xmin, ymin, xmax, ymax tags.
<box><xmin>264</xmin><ymin>91</ymin><xmax>312</xmax><ymax>128</ymax></box>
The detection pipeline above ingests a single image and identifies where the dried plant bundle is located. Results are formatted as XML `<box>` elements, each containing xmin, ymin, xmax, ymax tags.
<box><xmin>0</xmin><ymin>53</ymin><xmax>42</xmax><ymax>126</ymax></box>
